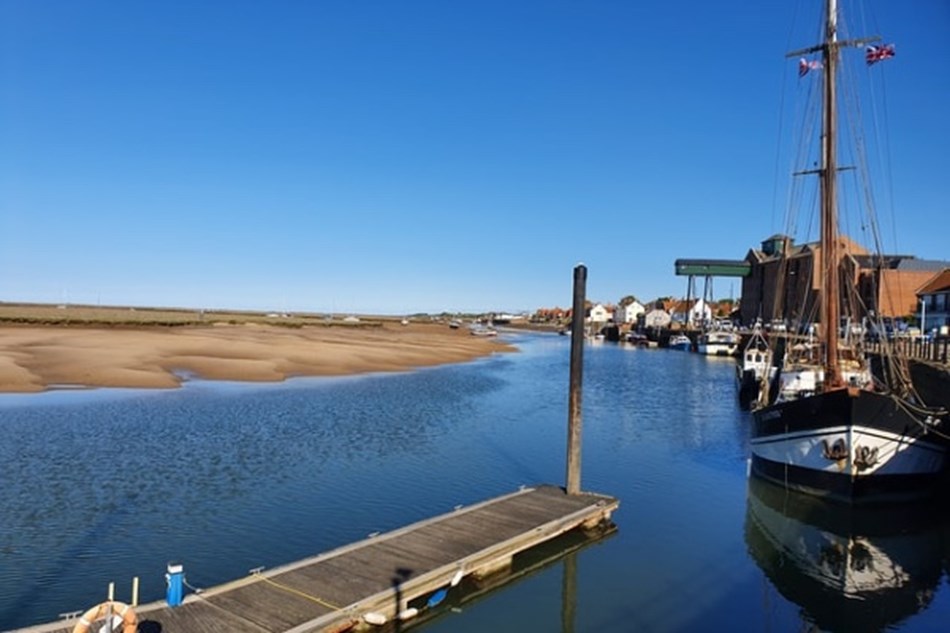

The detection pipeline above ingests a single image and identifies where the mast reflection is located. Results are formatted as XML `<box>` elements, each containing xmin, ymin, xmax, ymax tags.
<box><xmin>744</xmin><ymin>477</ymin><xmax>945</xmax><ymax>632</ymax></box>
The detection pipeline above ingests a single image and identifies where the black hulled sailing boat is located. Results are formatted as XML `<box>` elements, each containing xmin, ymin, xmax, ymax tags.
<box><xmin>749</xmin><ymin>0</ymin><xmax>948</xmax><ymax>502</ymax></box>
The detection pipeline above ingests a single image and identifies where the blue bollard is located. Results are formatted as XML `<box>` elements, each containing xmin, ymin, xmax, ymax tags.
<box><xmin>165</xmin><ymin>562</ymin><xmax>184</xmax><ymax>607</ymax></box>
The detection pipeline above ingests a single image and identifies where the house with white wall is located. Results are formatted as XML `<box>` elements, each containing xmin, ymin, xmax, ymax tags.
<box><xmin>643</xmin><ymin>307</ymin><xmax>672</xmax><ymax>329</ymax></box>
<box><xmin>588</xmin><ymin>303</ymin><xmax>611</xmax><ymax>325</ymax></box>
<box><xmin>671</xmin><ymin>299</ymin><xmax>713</xmax><ymax>327</ymax></box>
<box><xmin>614</xmin><ymin>301</ymin><xmax>646</xmax><ymax>324</ymax></box>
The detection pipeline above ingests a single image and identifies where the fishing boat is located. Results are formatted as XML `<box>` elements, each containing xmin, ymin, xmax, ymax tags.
<box><xmin>748</xmin><ymin>0</ymin><xmax>948</xmax><ymax>501</ymax></box>
<box><xmin>744</xmin><ymin>477</ymin><xmax>943</xmax><ymax>631</ymax></box>
<box><xmin>736</xmin><ymin>324</ymin><xmax>771</xmax><ymax>409</ymax></box>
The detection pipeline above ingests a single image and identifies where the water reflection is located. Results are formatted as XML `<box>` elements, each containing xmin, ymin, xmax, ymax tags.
<box><xmin>744</xmin><ymin>477</ymin><xmax>945</xmax><ymax>632</ymax></box>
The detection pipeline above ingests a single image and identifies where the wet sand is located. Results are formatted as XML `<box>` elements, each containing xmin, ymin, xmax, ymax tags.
<box><xmin>0</xmin><ymin>322</ymin><xmax>515</xmax><ymax>393</ymax></box>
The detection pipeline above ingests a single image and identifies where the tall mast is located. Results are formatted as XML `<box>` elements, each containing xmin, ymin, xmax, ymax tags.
<box><xmin>785</xmin><ymin>0</ymin><xmax>881</xmax><ymax>388</ymax></box>
<box><xmin>821</xmin><ymin>0</ymin><xmax>841</xmax><ymax>388</ymax></box>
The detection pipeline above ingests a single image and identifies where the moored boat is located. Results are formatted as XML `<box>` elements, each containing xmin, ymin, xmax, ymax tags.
<box><xmin>668</xmin><ymin>333</ymin><xmax>691</xmax><ymax>351</ymax></box>
<box><xmin>469</xmin><ymin>324</ymin><xmax>497</xmax><ymax>337</ymax></box>
<box><xmin>697</xmin><ymin>330</ymin><xmax>739</xmax><ymax>357</ymax></box>
<box><xmin>626</xmin><ymin>331</ymin><xmax>649</xmax><ymax>347</ymax></box>
<box><xmin>748</xmin><ymin>0</ymin><xmax>948</xmax><ymax>502</ymax></box>
<box><xmin>736</xmin><ymin>325</ymin><xmax>771</xmax><ymax>409</ymax></box>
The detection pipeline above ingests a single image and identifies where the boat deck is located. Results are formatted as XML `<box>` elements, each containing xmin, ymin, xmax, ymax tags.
<box><xmin>13</xmin><ymin>485</ymin><xmax>617</xmax><ymax>633</ymax></box>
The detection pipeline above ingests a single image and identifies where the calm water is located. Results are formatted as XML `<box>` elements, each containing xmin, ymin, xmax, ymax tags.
<box><xmin>1</xmin><ymin>333</ymin><xmax>949</xmax><ymax>632</ymax></box>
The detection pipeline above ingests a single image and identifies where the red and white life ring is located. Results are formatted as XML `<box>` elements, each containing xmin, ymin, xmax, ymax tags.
<box><xmin>72</xmin><ymin>600</ymin><xmax>138</xmax><ymax>633</ymax></box>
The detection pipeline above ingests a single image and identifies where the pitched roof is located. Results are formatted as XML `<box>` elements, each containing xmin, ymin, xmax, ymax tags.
<box><xmin>918</xmin><ymin>269</ymin><xmax>950</xmax><ymax>294</ymax></box>
<box><xmin>897</xmin><ymin>258</ymin><xmax>950</xmax><ymax>272</ymax></box>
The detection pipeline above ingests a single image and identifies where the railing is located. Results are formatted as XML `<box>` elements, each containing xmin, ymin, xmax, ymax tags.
<box><xmin>865</xmin><ymin>336</ymin><xmax>950</xmax><ymax>365</ymax></box>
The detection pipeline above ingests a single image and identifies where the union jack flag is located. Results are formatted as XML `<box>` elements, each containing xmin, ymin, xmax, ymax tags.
<box><xmin>865</xmin><ymin>43</ymin><xmax>895</xmax><ymax>65</ymax></box>
<box><xmin>798</xmin><ymin>58</ymin><xmax>823</xmax><ymax>76</ymax></box>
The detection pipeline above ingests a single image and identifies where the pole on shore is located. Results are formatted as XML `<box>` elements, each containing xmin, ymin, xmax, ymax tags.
<box><xmin>566</xmin><ymin>264</ymin><xmax>587</xmax><ymax>495</ymax></box>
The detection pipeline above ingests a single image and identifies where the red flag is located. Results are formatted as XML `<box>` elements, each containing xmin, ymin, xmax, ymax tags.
<box><xmin>866</xmin><ymin>43</ymin><xmax>895</xmax><ymax>65</ymax></box>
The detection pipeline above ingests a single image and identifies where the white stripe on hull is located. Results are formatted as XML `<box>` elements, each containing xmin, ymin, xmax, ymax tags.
<box><xmin>750</xmin><ymin>425</ymin><xmax>945</xmax><ymax>477</ymax></box>
<box><xmin>697</xmin><ymin>343</ymin><xmax>736</xmax><ymax>356</ymax></box>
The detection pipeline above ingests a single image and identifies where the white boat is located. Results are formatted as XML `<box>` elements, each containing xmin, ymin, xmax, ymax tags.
<box><xmin>749</xmin><ymin>0</ymin><xmax>948</xmax><ymax>502</ymax></box>
<box><xmin>697</xmin><ymin>330</ymin><xmax>739</xmax><ymax>357</ymax></box>
<box><xmin>469</xmin><ymin>324</ymin><xmax>497</xmax><ymax>337</ymax></box>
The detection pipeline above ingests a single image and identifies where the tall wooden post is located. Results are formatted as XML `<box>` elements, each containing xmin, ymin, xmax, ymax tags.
<box><xmin>566</xmin><ymin>264</ymin><xmax>586</xmax><ymax>495</ymax></box>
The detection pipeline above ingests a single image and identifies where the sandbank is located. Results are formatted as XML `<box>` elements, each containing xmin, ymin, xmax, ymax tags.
<box><xmin>0</xmin><ymin>322</ymin><xmax>515</xmax><ymax>393</ymax></box>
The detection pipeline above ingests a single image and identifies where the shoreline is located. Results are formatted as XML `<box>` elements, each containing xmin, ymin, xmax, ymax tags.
<box><xmin>0</xmin><ymin>322</ymin><xmax>516</xmax><ymax>394</ymax></box>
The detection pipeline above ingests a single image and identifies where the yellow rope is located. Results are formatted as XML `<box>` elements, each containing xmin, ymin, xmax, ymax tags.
<box><xmin>252</xmin><ymin>572</ymin><xmax>342</xmax><ymax>611</ymax></box>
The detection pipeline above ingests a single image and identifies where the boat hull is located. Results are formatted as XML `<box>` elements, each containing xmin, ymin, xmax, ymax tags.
<box><xmin>698</xmin><ymin>342</ymin><xmax>737</xmax><ymax>356</ymax></box>
<box><xmin>750</xmin><ymin>388</ymin><xmax>947</xmax><ymax>502</ymax></box>
<box><xmin>736</xmin><ymin>367</ymin><xmax>760</xmax><ymax>410</ymax></box>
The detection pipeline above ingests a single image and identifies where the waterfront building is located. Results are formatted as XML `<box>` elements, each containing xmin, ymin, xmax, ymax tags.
<box><xmin>614</xmin><ymin>300</ymin><xmax>645</xmax><ymax>325</ymax></box>
<box><xmin>739</xmin><ymin>234</ymin><xmax>949</xmax><ymax>326</ymax></box>
<box><xmin>918</xmin><ymin>269</ymin><xmax>950</xmax><ymax>334</ymax></box>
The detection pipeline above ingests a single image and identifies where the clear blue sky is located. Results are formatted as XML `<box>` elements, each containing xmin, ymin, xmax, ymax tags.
<box><xmin>1</xmin><ymin>0</ymin><xmax>947</xmax><ymax>315</ymax></box>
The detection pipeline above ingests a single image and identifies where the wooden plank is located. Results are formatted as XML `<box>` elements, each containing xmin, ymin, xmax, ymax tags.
<box><xmin>386</xmin><ymin>528</ymin><xmax>480</xmax><ymax>562</ymax></box>
<box><xmin>204</xmin><ymin>578</ymin><xmax>329</xmax><ymax>632</ymax></box>
<box><xmin>141</xmin><ymin>600</ymin><xmax>273</xmax><ymax>633</ymax></box>
<box><xmin>279</xmin><ymin>557</ymin><xmax>391</xmax><ymax>607</ymax></box>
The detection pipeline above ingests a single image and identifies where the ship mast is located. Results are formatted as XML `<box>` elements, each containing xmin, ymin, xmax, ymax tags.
<box><xmin>821</xmin><ymin>0</ymin><xmax>841</xmax><ymax>388</ymax></box>
<box><xmin>786</xmin><ymin>0</ymin><xmax>881</xmax><ymax>390</ymax></box>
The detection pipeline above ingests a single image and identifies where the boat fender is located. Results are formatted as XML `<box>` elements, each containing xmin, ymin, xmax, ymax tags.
<box><xmin>398</xmin><ymin>607</ymin><xmax>419</xmax><ymax>621</ymax></box>
<box><xmin>362</xmin><ymin>612</ymin><xmax>387</xmax><ymax>626</ymax></box>
<box><xmin>426</xmin><ymin>588</ymin><xmax>448</xmax><ymax>608</ymax></box>
<box><xmin>450</xmin><ymin>569</ymin><xmax>464</xmax><ymax>587</ymax></box>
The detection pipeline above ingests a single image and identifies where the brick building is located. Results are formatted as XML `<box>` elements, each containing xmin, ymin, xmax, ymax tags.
<box><xmin>739</xmin><ymin>234</ymin><xmax>948</xmax><ymax>326</ymax></box>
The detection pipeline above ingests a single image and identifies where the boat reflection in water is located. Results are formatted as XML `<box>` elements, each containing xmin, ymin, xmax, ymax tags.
<box><xmin>744</xmin><ymin>476</ymin><xmax>945</xmax><ymax>632</ymax></box>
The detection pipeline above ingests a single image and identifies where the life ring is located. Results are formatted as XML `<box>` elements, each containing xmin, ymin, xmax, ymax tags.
<box><xmin>72</xmin><ymin>600</ymin><xmax>138</xmax><ymax>633</ymax></box>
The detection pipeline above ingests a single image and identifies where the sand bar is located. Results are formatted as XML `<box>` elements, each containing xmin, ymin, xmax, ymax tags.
<box><xmin>0</xmin><ymin>322</ymin><xmax>515</xmax><ymax>393</ymax></box>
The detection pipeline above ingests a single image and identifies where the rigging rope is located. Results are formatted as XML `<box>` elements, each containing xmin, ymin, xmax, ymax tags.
<box><xmin>252</xmin><ymin>570</ymin><xmax>343</xmax><ymax>612</ymax></box>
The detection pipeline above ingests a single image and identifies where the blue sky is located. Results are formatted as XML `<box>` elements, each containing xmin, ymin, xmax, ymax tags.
<box><xmin>1</xmin><ymin>1</ymin><xmax>947</xmax><ymax>315</ymax></box>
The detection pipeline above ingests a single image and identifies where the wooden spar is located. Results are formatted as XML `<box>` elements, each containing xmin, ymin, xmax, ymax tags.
<box><xmin>566</xmin><ymin>264</ymin><xmax>587</xmax><ymax>495</ymax></box>
<box><xmin>786</xmin><ymin>1</ymin><xmax>880</xmax><ymax>388</ymax></box>
<box><xmin>821</xmin><ymin>0</ymin><xmax>841</xmax><ymax>389</ymax></box>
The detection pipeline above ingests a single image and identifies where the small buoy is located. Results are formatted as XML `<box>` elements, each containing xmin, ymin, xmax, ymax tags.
<box><xmin>398</xmin><ymin>607</ymin><xmax>419</xmax><ymax>621</ymax></box>
<box><xmin>363</xmin><ymin>612</ymin><xmax>387</xmax><ymax>626</ymax></box>
<box><xmin>426</xmin><ymin>588</ymin><xmax>448</xmax><ymax>608</ymax></box>
<box><xmin>450</xmin><ymin>570</ymin><xmax>463</xmax><ymax>587</ymax></box>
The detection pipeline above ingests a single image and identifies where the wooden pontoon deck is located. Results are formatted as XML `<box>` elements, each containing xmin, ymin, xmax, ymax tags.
<box><xmin>12</xmin><ymin>485</ymin><xmax>617</xmax><ymax>633</ymax></box>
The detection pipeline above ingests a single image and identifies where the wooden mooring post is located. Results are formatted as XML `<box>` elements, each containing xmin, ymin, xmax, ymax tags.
<box><xmin>566</xmin><ymin>264</ymin><xmax>586</xmax><ymax>495</ymax></box>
